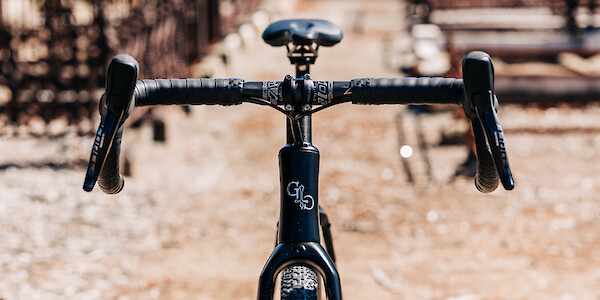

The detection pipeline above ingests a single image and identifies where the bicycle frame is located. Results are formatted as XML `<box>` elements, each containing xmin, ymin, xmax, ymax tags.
<box><xmin>257</xmin><ymin>66</ymin><xmax>342</xmax><ymax>299</ymax></box>
<box><xmin>83</xmin><ymin>21</ymin><xmax>513</xmax><ymax>300</ymax></box>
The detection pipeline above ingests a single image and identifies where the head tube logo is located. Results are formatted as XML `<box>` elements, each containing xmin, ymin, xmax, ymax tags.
<box><xmin>286</xmin><ymin>181</ymin><xmax>315</xmax><ymax>210</ymax></box>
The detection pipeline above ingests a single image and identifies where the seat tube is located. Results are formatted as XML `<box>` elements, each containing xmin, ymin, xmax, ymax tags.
<box><xmin>278</xmin><ymin>144</ymin><xmax>320</xmax><ymax>243</ymax></box>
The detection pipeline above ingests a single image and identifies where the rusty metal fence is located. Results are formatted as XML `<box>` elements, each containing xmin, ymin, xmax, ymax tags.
<box><xmin>0</xmin><ymin>0</ymin><xmax>260</xmax><ymax>135</ymax></box>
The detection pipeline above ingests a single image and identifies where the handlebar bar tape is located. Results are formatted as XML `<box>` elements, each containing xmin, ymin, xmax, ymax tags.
<box><xmin>97</xmin><ymin>124</ymin><xmax>125</xmax><ymax>194</ymax></box>
<box><xmin>134</xmin><ymin>79</ymin><xmax>244</xmax><ymax>106</ymax></box>
<box><xmin>471</xmin><ymin>119</ymin><xmax>500</xmax><ymax>193</ymax></box>
<box><xmin>350</xmin><ymin>77</ymin><xmax>464</xmax><ymax>105</ymax></box>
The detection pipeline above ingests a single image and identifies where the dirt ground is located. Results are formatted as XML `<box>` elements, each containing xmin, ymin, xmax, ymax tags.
<box><xmin>0</xmin><ymin>0</ymin><xmax>599</xmax><ymax>299</ymax></box>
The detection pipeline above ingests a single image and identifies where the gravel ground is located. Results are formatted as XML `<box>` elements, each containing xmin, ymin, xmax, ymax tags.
<box><xmin>0</xmin><ymin>1</ymin><xmax>599</xmax><ymax>299</ymax></box>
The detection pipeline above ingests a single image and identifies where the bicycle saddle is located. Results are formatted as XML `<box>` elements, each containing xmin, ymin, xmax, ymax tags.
<box><xmin>262</xmin><ymin>19</ymin><xmax>343</xmax><ymax>47</ymax></box>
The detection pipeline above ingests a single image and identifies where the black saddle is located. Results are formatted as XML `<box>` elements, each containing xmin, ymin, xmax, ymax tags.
<box><xmin>262</xmin><ymin>19</ymin><xmax>343</xmax><ymax>47</ymax></box>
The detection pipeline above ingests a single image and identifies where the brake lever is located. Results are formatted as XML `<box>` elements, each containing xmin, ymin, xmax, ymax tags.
<box><xmin>462</xmin><ymin>51</ymin><xmax>514</xmax><ymax>192</ymax></box>
<box><xmin>83</xmin><ymin>54</ymin><xmax>138</xmax><ymax>192</ymax></box>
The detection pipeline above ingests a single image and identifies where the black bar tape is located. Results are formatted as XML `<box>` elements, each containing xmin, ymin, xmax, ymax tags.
<box><xmin>350</xmin><ymin>77</ymin><xmax>464</xmax><ymax>105</ymax></box>
<box><xmin>97</xmin><ymin>124</ymin><xmax>125</xmax><ymax>194</ymax></box>
<box><xmin>133</xmin><ymin>78</ymin><xmax>244</xmax><ymax>106</ymax></box>
<box><xmin>471</xmin><ymin>119</ymin><xmax>500</xmax><ymax>193</ymax></box>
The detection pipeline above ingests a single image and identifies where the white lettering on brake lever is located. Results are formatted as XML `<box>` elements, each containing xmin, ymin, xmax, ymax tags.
<box><xmin>89</xmin><ymin>123</ymin><xmax>105</xmax><ymax>172</ymax></box>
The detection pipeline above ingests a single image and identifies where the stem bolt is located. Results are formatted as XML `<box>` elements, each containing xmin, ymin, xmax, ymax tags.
<box><xmin>294</xmin><ymin>244</ymin><xmax>307</xmax><ymax>253</ymax></box>
<box><xmin>285</xmin><ymin>104</ymin><xmax>293</xmax><ymax>111</ymax></box>
<box><xmin>303</xmin><ymin>74</ymin><xmax>312</xmax><ymax>80</ymax></box>
<box><xmin>303</xmin><ymin>104</ymin><xmax>311</xmax><ymax>111</ymax></box>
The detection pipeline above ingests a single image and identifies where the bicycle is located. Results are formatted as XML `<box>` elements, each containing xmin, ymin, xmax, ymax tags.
<box><xmin>82</xmin><ymin>19</ymin><xmax>514</xmax><ymax>300</ymax></box>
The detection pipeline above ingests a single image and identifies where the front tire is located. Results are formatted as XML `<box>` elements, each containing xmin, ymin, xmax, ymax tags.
<box><xmin>280</xmin><ymin>265</ymin><xmax>319</xmax><ymax>300</ymax></box>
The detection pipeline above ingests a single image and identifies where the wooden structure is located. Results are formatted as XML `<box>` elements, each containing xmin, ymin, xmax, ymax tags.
<box><xmin>407</xmin><ymin>0</ymin><xmax>600</xmax><ymax>103</ymax></box>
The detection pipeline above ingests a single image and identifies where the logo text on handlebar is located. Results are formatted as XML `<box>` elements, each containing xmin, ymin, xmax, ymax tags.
<box><xmin>286</xmin><ymin>181</ymin><xmax>315</xmax><ymax>210</ymax></box>
<box><xmin>315</xmin><ymin>81</ymin><xmax>332</xmax><ymax>105</ymax></box>
<box><xmin>263</xmin><ymin>81</ymin><xmax>281</xmax><ymax>105</ymax></box>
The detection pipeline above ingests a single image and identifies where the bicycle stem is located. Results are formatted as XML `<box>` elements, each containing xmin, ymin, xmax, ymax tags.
<box><xmin>285</xmin><ymin>63</ymin><xmax>313</xmax><ymax>145</ymax></box>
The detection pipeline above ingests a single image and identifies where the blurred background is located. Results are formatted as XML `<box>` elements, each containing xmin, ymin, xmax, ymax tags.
<box><xmin>0</xmin><ymin>0</ymin><xmax>599</xmax><ymax>299</ymax></box>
